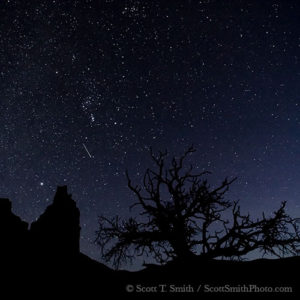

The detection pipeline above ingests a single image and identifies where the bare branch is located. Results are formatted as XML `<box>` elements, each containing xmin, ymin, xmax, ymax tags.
<box><xmin>96</xmin><ymin>148</ymin><xmax>300</xmax><ymax>268</ymax></box>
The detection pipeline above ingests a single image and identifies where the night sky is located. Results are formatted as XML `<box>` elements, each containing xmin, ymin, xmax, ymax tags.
<box><xmin>0</xmin><ymin>0</ymin><xmax>299</xmax><ymax>268</ymax></box>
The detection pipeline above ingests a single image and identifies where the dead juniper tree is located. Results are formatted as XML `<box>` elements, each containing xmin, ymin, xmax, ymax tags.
<box><xmin>95</xmin><ymin>146</ymin><xmax>300</xmax><ymax>268</ymax></box>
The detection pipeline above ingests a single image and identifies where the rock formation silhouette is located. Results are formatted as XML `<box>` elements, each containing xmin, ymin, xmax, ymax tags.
<box><xmin>0</xmin><ymin>198</ymin><xmax>28</xmax><ymax>261</ymax></box>
<box><xmin>30</xmin><ymin>185</ymin><xmax>80</xmax><ymax>260</ymax></box>
<box><xmin>1</xmin><ymin>185</ymin><xmax>299</xmax><ymax>298</ymax></box>
<box><xmin>0</xmin><ymin>186</ymin><xmax>114</xmax><ymax>297</ymax></box>
<box><xmin>0</xmin><ymin>186</ymin><xmax>81</xmax><ymax>265</ymax></box>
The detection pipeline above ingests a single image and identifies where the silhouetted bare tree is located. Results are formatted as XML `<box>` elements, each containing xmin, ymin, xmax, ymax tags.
<box><xmin>96</xmin><ymin>147</ymin><xmax>300</xmax><ymax>268</ymax></box>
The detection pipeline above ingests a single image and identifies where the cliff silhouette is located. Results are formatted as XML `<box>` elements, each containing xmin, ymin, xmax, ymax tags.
<box><xmin>1</xmin><ymin>186</ymin><xmax>299</xmax><ymax>298</ymax></box>
<box><xmin>1</xmin><ymin>186</ymin><xmax>82</xmax><ymax>265</ymax></box>
<box><xmin>0</xmin><ymin>197</ymin><xmax>28</xmax><ymax>261</ymax></box>
<box><xmin>1</xmin><ymin>186</ymin><xmax>114</xmax><ymax>297</ymax></box>
<box><xmin>30</xmin><ymin>186</ymin><xmax>80</xmax><ymax>259</ymax></box>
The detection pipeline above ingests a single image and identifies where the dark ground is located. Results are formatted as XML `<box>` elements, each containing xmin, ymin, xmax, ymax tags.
<box><xmin>3</xmin><ymin>253</ymin><xmax>299</xmax><ymax>298</ymax></box>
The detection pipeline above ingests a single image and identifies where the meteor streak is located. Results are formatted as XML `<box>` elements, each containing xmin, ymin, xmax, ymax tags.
<box><xmin>82</xmin><ymin>143</ymin><xmax>92</xmax><ymax>158</ymax></box>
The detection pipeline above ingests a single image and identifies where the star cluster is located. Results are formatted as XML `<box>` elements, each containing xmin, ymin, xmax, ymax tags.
<box><xmin>0</xmin><ymin>0</ymin><xmax>299</xmax><ymax>266</ymax></box>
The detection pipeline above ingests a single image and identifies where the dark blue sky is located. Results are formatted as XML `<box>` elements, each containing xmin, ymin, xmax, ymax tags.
<box><xmin>0</xmin><ymin>0</ymin><xmax>299</xmax><ymax>267</ymax></box>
